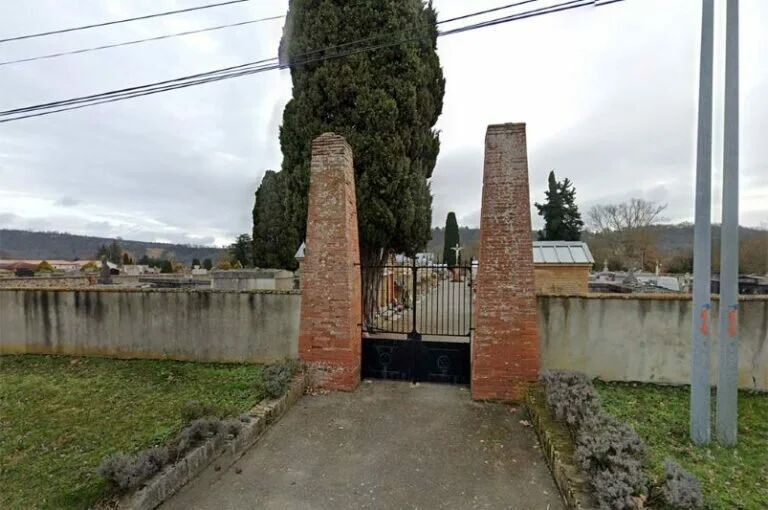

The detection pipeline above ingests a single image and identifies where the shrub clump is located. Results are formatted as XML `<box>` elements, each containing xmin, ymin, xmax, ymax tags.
<box><xmin>261</xmin><ymin>359</ymin><xmax>300</xmax><ymax>399</ymax></box>
<box><xmin>181</xmin><ymin>400</ymin><xmax>238</xmax><ymax>422</ymax></box>
<box><xmin>661</xmin><ymin>459</ymin><xmax>704</xmax><ymax>509</ymax></box>
<box><xmin>575</xmin><ymin>413</ymin><xmax>647</xmax><ymax>509</ymax></box>
<box><xmin>98</xmin><ymin>416</ymin><xmax>244</xmax><ymax>493</ymax></box>
<box><xmin>97</xmin><ymin>446</ymin><xmax>170</xmax><ymax>491</ymax></box>
<box><xmin>540</xmin><ymin>371</ymin><xmax>706</xmax><ymax>510</ymax></box>
<box><xmin>540</xmin><ymin>370</ymin><xmax>647</xmax><ymax>509</ymax></box>
<box><xmin>540</xmin><ymin>369</ymin><xmax>602</xmax><ymax>430</ymax></box>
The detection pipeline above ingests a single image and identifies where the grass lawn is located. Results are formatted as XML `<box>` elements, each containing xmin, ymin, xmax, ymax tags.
<box><xmin>0</xmin><ymin>355</ymin><xmax>264</xmax><ymax>509</ymax></box>
<box><xmin>596</xmin><ymin>381</ymin><xmax>768</xmax><ymax>510</ymax></box>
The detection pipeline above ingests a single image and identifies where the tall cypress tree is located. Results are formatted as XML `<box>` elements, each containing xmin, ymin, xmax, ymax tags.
<box><xmin>229</xmin><ymin>234</ymin><xmax>253</xmax><ymax>267</ymax></box>
<box><xmin>442</xmin><ymin>212</ymin><xmax>461</xmax><ymax>267</ymax></box>
<box><xmin>278</xmin><ymin>0</ymin><xmax>445</xmax><ymax>320</ymax></box>
<box><xmin>534</xmin><ymin>170</ymin><xmax>584</xmax><ymax>241</ymax></box>
<box><xmin>252</xmin><ymin>170</ymin><xmax>294</xmax><ymax>269</ymax></box>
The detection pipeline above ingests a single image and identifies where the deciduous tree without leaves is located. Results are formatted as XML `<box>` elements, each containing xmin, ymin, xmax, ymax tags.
<box><xmin>587</xmin><ymin>198</ymin><xmax>668</xmax><ymax>271</ymax></box>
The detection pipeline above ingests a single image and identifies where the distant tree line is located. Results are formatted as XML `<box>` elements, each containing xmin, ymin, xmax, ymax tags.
<box><xmin>0</xmin><ymin>228</ymin><xmax>224</xmax><ymax>266</ymax></box>
<box><xmin>429</xmin><ymin>170</ymin><xmax>767</xmax><ymax>276</ymax></box>
<box><xmin>93</xmin><ymin>241</ymin><xmax>215</xmax><ymax>274</ymax></box>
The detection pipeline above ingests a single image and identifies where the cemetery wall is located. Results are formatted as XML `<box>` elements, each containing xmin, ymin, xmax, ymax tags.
<box><xmin>539</xmin><ymin>294</ymin><xmax>768</xmax><ymax>391</ymax></box>
<box><xmin>0</xmin><ymin>289</ymin><xmax>299</xmax><ymax>363</ymax></box>
<box><xmin>3</xmin><ymin>288</ymin><xmax>766</xmax><ymax>391</ymax></box>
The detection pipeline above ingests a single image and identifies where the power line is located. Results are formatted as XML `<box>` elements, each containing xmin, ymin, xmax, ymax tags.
<box><xmin>438</xmin><ymin>0</ymin><xmax>539</xmax><ymax>24</ymax></box>
<box><xmin>441</xmin><ymin>0</ymin><xmax>593</xmax><ymax>36</ymax></box>
<box><xmin>0</xmin><ymin>1</ymin><xmax>568</xmax><ymax>116</ymax></box>
<box><xmin>0</xmin><ymin>0</ymin><xmax>609</xmax><ymax>120</ymax></box>
<box><xmin>0</xmin><ymin>0</ymin><xmax>622</xmax><ymax>123</ymax></box>
<box><xmin>0</xmin><ymin>0</ymin><xmax>253</xmax><ymax>44</ymax></box>
<box><xmin>0</xmin><ymin>1</ymin><xmax>595</xmax><ymax>117</ymax></box>
<box><xmin>0</xmin><ymin>15</ymin><xmax>284</xmax><ymax>67</ymax></box>
<box><xmin>0</xmin><ymin>0</ymin><xmax>539</xmax><ymax>67</ymax></box>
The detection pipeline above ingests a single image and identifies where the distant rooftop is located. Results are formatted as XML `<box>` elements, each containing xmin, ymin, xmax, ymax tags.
<box><xmin>531</xmin><ymin>241</ymin><xmax>594</xmax><ymax>265</ymax></box>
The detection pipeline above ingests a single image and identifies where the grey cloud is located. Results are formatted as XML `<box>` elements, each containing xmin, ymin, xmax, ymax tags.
<box><xmin>430</xmin><ymin>150</ymin><xmax>484</xmax><ymax>228</ymax></box>
<box><xmin>0</xmin><ymin>212</ymin><xmax>21</xmax><ymax>226</ymax></box>
<box><xmin>1</xmin><ymin>0</ymin><xmax>767</xmax><ymax>247</ymax></box>
<box><xmin>0</xmin><ymin>0</ymin><xmax>288</xmax><ymax>244</ymax></box>
<box><xmin>55</xmin><ymin>197</ymin><xmax>81</xmax><ymax>207</ymax></box>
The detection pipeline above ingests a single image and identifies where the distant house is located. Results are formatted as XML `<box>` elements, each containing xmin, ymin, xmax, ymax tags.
<box><xmin>471</xmin><ymin>241</ymin><xmax>595</xmax><ymax>295</ymax></box>
<box><xmin>121</xmin><ymin>264</ymin><xmax>152</xmax><ymax>276</ymax></box>
<box><xmin>531</xmin><ymin>241</ymin><xmax>595</xmax><ymax>295</ymax></box>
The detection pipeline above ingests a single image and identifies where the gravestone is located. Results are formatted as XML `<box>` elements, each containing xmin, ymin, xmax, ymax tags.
<box><xmin>98</xmin><ymin>256</ymin><xmax>113</xmax><ymax>285</ymax></box>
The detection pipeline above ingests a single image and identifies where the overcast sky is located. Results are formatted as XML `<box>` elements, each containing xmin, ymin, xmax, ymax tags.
<box><xmin>1</xmin><ymin>0</ymin><xmax>766</xmax><ymax>247</ymax></box>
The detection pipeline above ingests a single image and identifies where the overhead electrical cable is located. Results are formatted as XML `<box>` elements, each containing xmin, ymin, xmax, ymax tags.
<box><xmin>0</xmin><ymin>16</ymin><xmax>284</xmax><ymax>67</ymax></box>
<box><xmin>0</xmin><ymin>0</ymin><xmax>624</xmax><ymax>123</ymax></box>
<box><xmin>0</xmin><ymin>0</ymin><xmax>539</xmax><ymax>67</ymax></box>
<box><xmin>0</xmin><ymin>0</ymin><xmax>253</xmax><ymax>43</ymax></box>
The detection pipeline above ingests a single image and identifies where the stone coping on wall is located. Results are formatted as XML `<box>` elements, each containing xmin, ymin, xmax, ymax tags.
<box><xmin>0</xmin><ymin>287</ymin><xmax>301</xmax><ymax>295</ymax></box>
<box><xmin>537</xmin><ymin>292</ymin><xmax>768</xmax><ymax>302</ymax></box>
<box><xmin>5</xmin><ymin>288</ymin><xmax>766</xmax><ymax>300</ymax></box>
<box><xmin>119</xmin><ymin>374</ymin><xmax>306</xmax><ymax>510</ymax></box>
<box><xmin>0</xmin><ymin>274</ymin><xmax>197</xmax><ymax>280</ymax></box>
<box><xmin>210</xmin><ymin>269</ymin><xmax>294</xmax><ymax>279</ymax></box>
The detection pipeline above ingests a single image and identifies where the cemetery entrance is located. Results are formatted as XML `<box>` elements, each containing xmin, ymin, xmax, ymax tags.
<box><xmin>361</xmin><ymin>257</ymin><xmax>474</xmax><ymax>384</ymax></box>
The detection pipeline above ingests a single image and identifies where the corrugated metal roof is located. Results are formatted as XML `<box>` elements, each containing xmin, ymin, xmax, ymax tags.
<box><xmin>532</xmin><ymin>241</ymin><xmax>595</xmax><ymax>265</ymax></box>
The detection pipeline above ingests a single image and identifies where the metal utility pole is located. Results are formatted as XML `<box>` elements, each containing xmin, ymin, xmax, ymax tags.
<box><xmin>716</xmin><ymin>0</ymin><xmax>740</xmax><ymax>447</ymax></box>
<box><xmin>690</xmin><ymin>0</ymin><xmax>715</xmax><ymax>446</ymax></box>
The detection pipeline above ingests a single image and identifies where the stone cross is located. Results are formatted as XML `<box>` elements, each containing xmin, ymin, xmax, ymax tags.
<box><xmin>451</xmin><ymin>244</ymin><xmax>463</xmax><ymax>264</ymax></box>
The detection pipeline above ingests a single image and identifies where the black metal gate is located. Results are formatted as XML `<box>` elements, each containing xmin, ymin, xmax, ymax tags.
<box><xmin>361</xmin><ymin>257</ymin><xmax>474</xmax><ymax>384</ymax></box>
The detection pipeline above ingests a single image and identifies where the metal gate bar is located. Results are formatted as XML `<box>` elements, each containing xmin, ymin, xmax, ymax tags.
<box><xmin>361</xmin><ymin>256</ymin><xmax>473</xmax><ymax>384</ymax></box>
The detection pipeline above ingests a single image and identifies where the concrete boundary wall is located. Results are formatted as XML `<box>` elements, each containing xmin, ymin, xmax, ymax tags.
<box><xmin>3</xmin><ymin>288</ymin><xmax>766</xmax><ymax>391</ymax></box>
<box><xmin>539</xmin><ymin>294</ymin><xmax>768</xmax><ymax>391</ymax></box>
<box><xmin>0</xmin><ymin>289</ymin><xmax>299</xmax><ymax>363</ymax></box>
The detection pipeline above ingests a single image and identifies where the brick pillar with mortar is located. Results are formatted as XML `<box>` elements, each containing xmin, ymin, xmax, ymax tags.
<box><xmin>472</xmin><ymin>123</ymin><xmax>539</xmax><ymax>402</ymax></box>
<box><xmin>298</xmin><ymin>133</ymin><xmax>362</xmax><ymax>391</ymax></box>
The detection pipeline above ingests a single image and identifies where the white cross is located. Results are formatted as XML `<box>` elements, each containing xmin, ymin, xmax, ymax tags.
<box><xmin>451</xmin><ymin>244</ymin><xmax>463</xmax><ymax>262</ymax></box>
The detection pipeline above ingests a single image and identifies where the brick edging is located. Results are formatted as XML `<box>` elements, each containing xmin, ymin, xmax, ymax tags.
<box><xmin>121</xmin><ymin>375</ymin><xmax>306</xmax><ymax>510</ymax></box>
<box><xmin>525</xmin><ymin>390</ymin><xmax>593</xmax><ymax>510</ymax></box>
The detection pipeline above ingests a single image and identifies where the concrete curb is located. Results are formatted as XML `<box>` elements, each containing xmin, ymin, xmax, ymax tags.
<box><xmin>121</xmin><ymin>375</ymin><xmax>306</xmax><ymax>510</ymax></box>
<box><xmin>525</xmin><ymin>389</ymin><xmax>593</xmax><ymax>510</ymax></box>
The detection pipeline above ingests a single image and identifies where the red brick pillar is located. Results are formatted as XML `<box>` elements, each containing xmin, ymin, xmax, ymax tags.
<box><xmin>298</xmin><ymin>133</ymin><xmax>362</xmax><ymax>391</ymax></box>
<box><xmin>472</xmin><ymin>123</ymin><xmax>539</xmax><ymax>402</ymax></box>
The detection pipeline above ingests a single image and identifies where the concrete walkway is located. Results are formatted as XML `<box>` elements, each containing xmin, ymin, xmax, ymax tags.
<box><xmin>162</xmin><ymin>381</ymin><xmax>564</xmax><ymax>510</ymax></box>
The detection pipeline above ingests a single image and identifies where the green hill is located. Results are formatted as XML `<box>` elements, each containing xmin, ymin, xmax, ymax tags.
<box><xmin>0</xmin><ymin>229</ymin><xmax>225</xmax><ymax>265</ymax></box>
